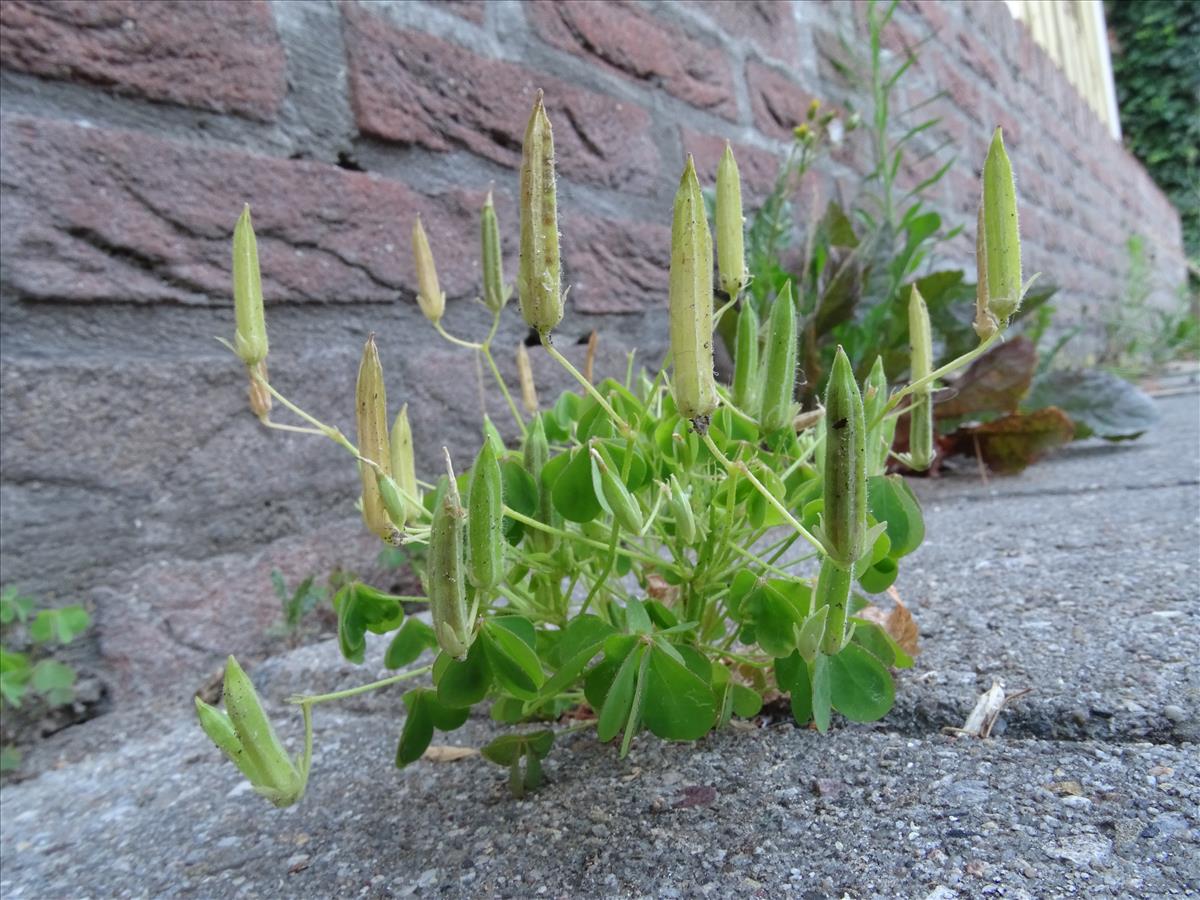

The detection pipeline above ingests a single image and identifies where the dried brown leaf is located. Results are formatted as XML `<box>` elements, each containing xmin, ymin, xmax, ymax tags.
<box><xmin>422</xmin><ymin>745</ymin><xmax>478</xmax><ymax>763</ymax></box>
<box><xmin>885</xmin><ymin>598</ymin><xmax>920</xmax><ymax>657</ymax></box>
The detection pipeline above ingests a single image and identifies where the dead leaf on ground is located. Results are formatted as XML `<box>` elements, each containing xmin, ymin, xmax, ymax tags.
<box><xmin>646</xmin><ymin>573</ymin><xmax>679</xmax><ymax>605</ymax></box>
<box><xmin>1048</xmin><ymin>780</ymin><xmax>1084</xmax><ymax>796</ymax></box>
<box><xmin>858</xmin><ymin>588</ymin><xmax>920</xmax><ymax>658</ymax></box>
<box><xmin>422</xmin><ymin>745</ymin><xmax>478</xmax><ymax>762</ymax></box>
<box><xmin>943</xmin><ymin>679</ymin><xmax>1032</xmax><ymax>738</ymax></box>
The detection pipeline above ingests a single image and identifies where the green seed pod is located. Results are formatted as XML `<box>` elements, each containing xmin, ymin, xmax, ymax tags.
<box><xmin>429</xmin><ymin>451</ymin><xmax>472</xmax><ymax>659</ymax></box>
<box><xmin>669</xmin><ymin>155</ymin><xmax>718</xmax><ymax>423</ymax></box>
<box><xmin>481</xmin><ymin>190</ymin><xmax>511</xmax><ymax>314</ymax></box>
<box><xmin>906</xmin><ymin>285</ymin><xmax>934</xmax><ymax>471</ymax></box>
<box><xmin>523</xmin><ymin>415</ymin><xmax>557</xmax><ymax>553</ymax></box>
<box><xmin>667</xmin><ymin>474</ymin><xmax>697</xmax><ymax>544</ymax></box>
<box><xmin>815</xmin><ymin>557</ymin><xmax>853</xmax><ymax>655</ymax></box>
<box><xmin>356</xmin><ymin>335</ymin><xmax>394</xmax><ymax>541</ymax></box>
<box><xmin>973</xmin><ymin>201</ymin><xmax>998</xmax><ymax>340</ymax></box>
<box><xmin>412</xmin><ymin>216</ymin><xmax>445</xmax><ymax>325</ymax></box>
<box><xmin>981</xmin><ymin>127</ymin><xmax>1022</xmax><ymax>325</ymax></box>
<box><xmin>195</xmin><ymin>696</ymin><xmax>263</xmax><ymax>785</ymax></box>
<box><xmin>732</xmin><ymin>302</ymin><xmax>760</xmax><ymax>413</ymax></box>
<box><xmin>716</xmin><ymin>142</ymin><xmax>747</xmax><ymax>299</ymax></box>
<box><xmin>759</xmin><ymin>281</ymin><xmax>798</xmax><ymax>433</ymax></box>
<box><xmin>390</xmin><ymin>404</ymin><xmax>421</xmax><ymax>519</ymax></box>
<box><xmin>821</xmin><ymin>346</ymin><xmax>866</xmax><ymax>569</ymax></box>
<box><xmin>377</xmin><ymin>472</ymin><xmax>409</xmax><ymax>529</ymax></box>
<box><xmin>862</xmin><ymin>356</ymin><xmax>891</xmax><ymax>476</ymax></box>
<box><xmin>590</xmin><ymin>446</ymin><xmax>644</xmax><ymax>535</ymax></box>
<box><xmin>222</xmin><ymin>655</ymin><xmax>304</xmax><ymax>807</ymax></box>
<box><xmin>518</xmin><ymin>91</ymin><xmax>563</xmax><ymax>337</ymax></box>
<box><xmin>467</xmin><ymin>438</ymin><xmax>504</xmax><ymax>592</ymax></box>
<box><xmin>232</xmin><ymin>204</ymin><xmax>268</xmax><ymax>366</ymax></box>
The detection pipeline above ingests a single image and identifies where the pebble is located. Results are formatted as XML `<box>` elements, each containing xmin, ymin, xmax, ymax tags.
<box><xmin>1163</xmin><ymin>705</ymin><xmax>1186</xmax><ymax>723</ymax></box>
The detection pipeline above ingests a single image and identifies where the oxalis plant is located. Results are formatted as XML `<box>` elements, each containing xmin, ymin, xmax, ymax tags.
<box><xmin>197</xmin><ymin>91</ymin><xmax>1032</xmax><ymax>806</ymax></box>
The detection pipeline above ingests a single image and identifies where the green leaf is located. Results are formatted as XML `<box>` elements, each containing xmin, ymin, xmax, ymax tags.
<box><xmin>596</xmin><ymin>645</ymin><xmax>643</xmax><ymax>742</ymax></box>
<box><xmin>622</xmin><ymin>598</ymin><xmax>653</xmax><ymax>635</ymax></box>
<box><xmin>336</xmin><ymin>583</ymin><xmax>404</xmax><ymax>664</ymax></box>
<box><xmin>850</xmin><ymin>619</ymin><xmax>914</xmax><ymax>669</ymax></box>
<box><xmin>481</xmin><ymin>621</ymin><xmax>543</xmax><ymax>699</ymax></box>
<box><xmin>731</xmin><ymin>683</ymin><xmax>763</xmax><ymax>718</ymax></box>
<box><xmin>480</xmin><ymin>733</ymin><xmax>524</xmax><ymax>766</ymax></box>
<box><xmin>31</xmin><ymin>659</ymin><xmax>75</xmax><ymax>706</ymax></box>
<box><xmin>28</xmin><ymin>605</ymin><xmax>91</xmax><ymax>646</ymax></box>
<box><xmin>867</xmin><ymin>475</ymin><xmax>925</xmax><ymax>558</ymax></box>
<box><xmin>0</xmin><ymin>745</ymin><xmax>21</xmax><ymax>772</ymax></box>
<box><xmin>437</xmin><ymin>639</ymin><xmax>491</xmax><ymax>707</ymax></box>
<box><xmin>500</xmin><ymin>459</ymin><xmax>539</xmax><ymax>544</ymax></box>
<box><xmin>1025</xmin><ymin>368</ymin><xmax>1159</xmax><ymax>440</ymax></box>
<box><xmin>539</xmin><ymin>618</ymin><xmax>614</xmax><ymax>699</ymax></box>
<box><xmin>385</xmin><ymin>619</ymin><xmax>437</xmax><ymax>669</ymax></box>
<box><xmin>811</xmin><ymin>654</ymin><xmax>832</xmax><ymax>733</ymax></box>
<box><xmin>744</xmin><ymin>583</ymin><xmax>804</xmax><ymax>658</ymax></box>
<box><xmin>641</xmin><ymin>646</ymin><xmax>717</xmax><ymax>740</ymax></box>
<box><xmin>551</xmin><ymin>447</ymin><xmax>602</xmax><ymax>523</ymax></box>
<box><xmin>775</xmin><ymin>653</ymin><xmax>811</xmax><ymax>725</ymax></box>
<box><xmin>0</xmin><ymin>587</ymin><xmax>36</xmax><ymax>625</ymax></box>
<box><xmin>490</xmin><ymin>615</ymin><xmax>537</xmax><ymax>649</ymax></box>
<box><xmin>858</xmin><ymin>557</ymin><xmax>898</xmax><ymax>594</ymax></box>
<box><xmin>829</xmin><ymin>643</ymin><xmax>895</xmax><ymax>721</ymax></box>
<box><xmin>396</xmin><ymin>689</ymin><xmax>470</xmax><ymax>767</ymax></box>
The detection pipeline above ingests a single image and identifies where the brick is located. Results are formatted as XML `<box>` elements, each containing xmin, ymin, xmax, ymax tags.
<box><xmin>0</xmin><ymin>117</ymin><xmax>485</xmax><ymax>307</ymax></box>
<box><xmin>341</xmin><ymin>3</ymin><xmax>659</xmax><ymax>192</ymax></box>
<box><xmin>745</xmin><ymin>61</ymin><xmax>814</xmax><ymax>139</ymax></box>
<box><xmin>563</xmin><ymin>215</ymin><xmax>671</xmax><ymax>314</ymax></box>
<box><xmin>0</xmin><ymin>0</ymin><xmax>285</xmax><ymax>121</ymax></box>
<box><xmin>681</xmin><ymin>129</ymin><xmax>780</xmax><ymax>200</ymax></box>
<box><xmin>435</xmin><ymin>0</ymin><xmax>486</xmax><ymax>24</ymax></box>
<box><xmin>685</xmin><ymin>0</ymin><xmax>799</xmax><ymax>63</ymax></box>
<box><xmin>530</xmin><ymin>1</ymin><xmax>737</xmax><ymax>121</ymax></box>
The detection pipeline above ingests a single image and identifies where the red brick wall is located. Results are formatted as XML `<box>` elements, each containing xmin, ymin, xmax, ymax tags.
<box><xmin>0</xmin><ymin>0</ymin><xmax>1185</xmax><ymax>699</ymax></box>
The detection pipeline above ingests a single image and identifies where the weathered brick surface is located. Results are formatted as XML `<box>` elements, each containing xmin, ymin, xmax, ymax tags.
<box><xmin>529</xmin><ymin>1</ymin><xmax>738</xmax><ymax>121</ymax></box>
<box><xmin>0</xmin><ymin>0</ymin><xmax>286</xmax><ymax>121</ymax></box>
<box><xmin>341</xmin><ymin>3</ymin><xmax>659</xmax><ymax>191</ymax></box>
<box><xmin>563</xmin><ymin>215</ymin><xmax>672</xmax><ymax>314</ymax></box>
<box><xmin>746</xmin><ymin>60</ymin><xmax>814</xmax><ymax>140</ymax></box>
<box><xmin>0</xmin><ymin>117</ymin><xmax>481</xmax><ymax>306</ymax></box>
<box><xmin>685</xmin><ymin>0</ymin><xmax>799</xmax><ymax>63</ymax></box>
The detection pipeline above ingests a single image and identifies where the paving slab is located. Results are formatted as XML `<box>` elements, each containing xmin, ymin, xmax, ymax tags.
<box><xmin>1</xmin><ymin>392</ymin><xmax>1197</xmax><ymax>899</ymax></box>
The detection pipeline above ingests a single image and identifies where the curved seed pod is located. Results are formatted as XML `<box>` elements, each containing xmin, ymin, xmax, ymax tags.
<box><xmin>669</xmin><ymin>155</ymin><xmax>718</xmax><ymax>423</ymax></box>
<box><xmin>516</xmin><ymin>342</ymin><xmax>539</xmax><ymax>413</ymax></box>
<box><xmin>973</xmin><ymin>201</ymin><xmax>998</xmax><ymax>340</ymax></box>
<box><xmin>667</xmin><ymin>474</ymin><xmax>697</xmax><ymax>544</ymax></box>
<box><xmin>356</xmin><ymin>335</ymin><xmax>394</xmax><ymax>541</ymax></box>
<box><xmin>467</xmin><ymin>439</ymin><xmax>504</xmax><ymax>592</ymax></box>
<box><xmin>732</xmin><ymin>302</ymin><xmax>760</xmax><ymax>413</ymax></box>
<box><xmin>518</xmin><ymin>91</ymin><xmax>563</xmax><ymax>337</ymax></box>
<box><xmin>590</xmin><ymin>446</ymin><xmax>644</xmax><ymax>535</ymax></box>
<box><xmin>759</xmin><ymin>281</ymin><xmax>798</xmax><ymax>433</ymax></box>
<box><xmin>821</xmin><ymin>346</ymin><xmax>866</xmax><ymax>569</ymax></box>
<box><xmin>390</xmin><ymin>404</ymin><xmax>421</xmax><ymax>519</ymax></box>
<box><xmin>981</xmin><ymin>128</ymin><xmax>1021</xmax><ymax>325</ymax></box>
<box><xmin>862</xmin><ymin>356</ymin><xmax>891</xmax><ymax>476</ymax></box>
<box><xmin>429</xmin><ymin>450</ymin><xmax>472</xmax><ymax>659</ymax></box>
<box><xmin>716</xmin><ymin>143</ymin><xmax>747</xmax><ymax>299</ymax></box>
<box><xmin>480</xmin><ymin>190</ymin><xmax>511</xmax><ymax>313</ymax></box>
<box><xmin>906</xmin><ymin>285</ymin><xmax>934</xmax><ymax>471</ymax></box>
<box><xmin>222</xmin><ymin>656</ymin><xmax>304</xmax><ymax>806</ymax></box>
<box><xmin>195</xmin><ymin>696</ymin><xmax>263</xmax><ymax>785</ymax></box>
<box><xmin>815</xmin><ymin>557</ymin><xmax>853</xmax><ymax>655</ymax></box>
<box><xmin>232</xmin><ymin>204</ymin><xmax>268</xmax><ymax>366</ymax></box>
<box><xmin>377</xmin><ymin>472</ymin><xmax>409</xmax><ymax>529</ymax></box>
<box><xmin>412</xmin><ymin>216</ymin><xmax>445</xmax><ymax>325</ymax></box>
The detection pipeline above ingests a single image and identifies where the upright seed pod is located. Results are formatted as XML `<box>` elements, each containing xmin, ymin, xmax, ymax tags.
<box><xmin>523</xmin><ymin>415</ymin><xmax>557</xmax><ymax>553</ymax></box>
<box><xmin>716</xmin><ymin>142</ymin><xmax>747</xmax><ymax>299</ymax></box>
<box><xmin>862</xmin><ymin>355</ymin><xmax>892</xmax><ymax>476</ymax></box>
<box><xmin>732</xmin><ymin>302</ymin><xmax>760</xmax><ymax>413</ymax></box>
<box><xmin>356</xmin><ymin>335</ymin><xmax>394</xmax><ymax>541</ymax></box>
<box><xmin>973</xmin><ymin>201</ymin><xmax>998</xmax><ymax>340</ymax></box>
<box><xmin>232</xmin><ymin>204</ymin><xmax>268</xmax><ymax>366</ymax></box>
<box><xmin>667</xmin><ymin>474</ymin><xmax>697</xmax><ymax>544</ymax></box>
<box><xmin>590</xmin><ymin>446</ymin><xmax>644</xmax><ymax>535</ymax></box>
<box><xmin>821</xmin><ymin>346</ymin><xmax>866</xmax><ymax>570</ymax></box>
<box><xmin>516</xmin><ymin>342</ymin><xmax>539</xmax><ymax>413</ymax></box>
<box><xmin>759</xmin><ymin>281</ymin><xmax>798</xmax><ymax>433</ymax></box>
<box><xmin>195</xmin><ymin>696</ymin><xmax>263</xmax><ymax>785</ymax></box>
<box><xmin>376</xmin><ymin>472</ymin><xmax>409</xmax><ymax>529</ymax></box>
<box><xmin>412</xmin><ymin>216</ymin><xmax>445</xmax><ymax>326</ymax></box>
<box><xmin>467</xmin><ymin>439</ymin><xmax>504</xmax><ymax>592</ymax></box>
<box><xmin>221</xmin><ymin>655</ymin><xmax>305</xmax><ymax>807</ymax></box>
<box><xmin>480</xmin><ymin>190</ymin><xmax>511</xmax><ymax>314</ymax></box>
<box><xmin>518</xmin><ymin>91</ymin><xmax>563</xmax><ymax>337</ymax></box>
<box><xmin>906</xmin><ymin>285</ymin><xmax>934</xmax><ymax>471</ymax></box>
<box><xmin>669</xmin><ymin>155</ymin><xmax>718</xmax><ymax>424</ymax></box>
<box><xmin>429</xmin><ymin>451</ymin><xmax>472</xmax><ymax>659</ymax></box>
<box><xmin>981</xmin><ymin>127</ymin><xmax>1022</xmax><ymax>325</ymax></box>
<box><xmin>390</xmin><ymin>404</ymin><xmax>421</xmax><ymax>519</ymax></box>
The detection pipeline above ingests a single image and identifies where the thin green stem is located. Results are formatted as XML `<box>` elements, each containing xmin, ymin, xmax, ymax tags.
<box><xmin>540</xmin><ymin>334</ymin><xmax>632</xmax><ymax>436</ymax></box>
<box><xmin>434</xmin><ymin>322</ymin><xmax>482</xmax><ymax>350</ymax></box>
<box><xmin>874</xmin><ymin>333</ymin><xmax>999</xmax><ymax>427</ymax></box>
<box><xmin>701</xmin><ymin>430</ymin><xmax>825</xmax><ymax>555</ymax></box>
<box><xmin>255</xmin><ymin>376</ymin><xmax>358</xmax><ymax>457</ymax></box>
<box><xmin>728</xmin><ymin>542</ymin><xmax>796</xmax><ymax>579</ymax></box>
<box><xmin>480</xmin><ymin>345</ymin><xmax>526</xmax><ymax>437</ymax></box>
<box><xmin>501</xmin><ymin>506</ymin><xmax>676</xmax><ymax>572</ymax></box>
<box><xmin>289</xmin><ymin>665</ymin><xmax>432</xmax><ymax>706</ymax></box>
<box><xmin>299</xmin><ymin>701</ymin><xmax>314</xmax><ymax>786</ymax></box>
